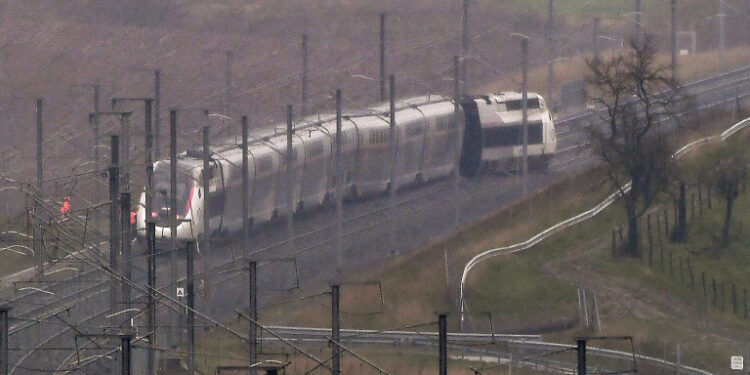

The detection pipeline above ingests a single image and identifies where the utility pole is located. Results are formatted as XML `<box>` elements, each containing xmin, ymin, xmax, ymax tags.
<box><xmin>388</xmin><ymin>74</ymin><xmax>397</xmax><ymax>256</ymax></box>
<box><xmin>146</xmin><ymin>221</ymin><xmax>156</xmax><ymax>375</ymax></box>
<box><xmin>331</xmin><ymin>285</ymin><xmax>341</xmax><ymax>375</ymax></box>
<box><xmin>453</xmin><ymin>56</ymin><xmax>461</xmax><ymax>227</ymax></box>
<box><xmin>241</xmin><ymin>116</ymin><xmax>249</xmax><ymax>250</ymax></box>
<box><xmin>201</xmin><ymin>124</ymin><xmax>211</xmax><ymax>318</ymax></box>
<box><xmin>120</xmin><ymin>335</ymin><xmax>132</xmax><ymax>375</ymax></box>
<box><xmin>169</xmin><ymin>110</ymin><xmax>178</xmax><ymax>349</ymax></box>
<box><xmin>109</xmin><ymin>136</ymin><xmax>120</xmax><ymax>319</ymax></box>
<box><xmin>577</xmin><ymin>338</ymin><xmax>587</xmax><ymax>375</ymax></box>
<box><xmin>593</xmin><ymin>17</ymin><xmax>601</xmax><ymax>64</ymax></box>
<box><xmin>120</xmin><ymin>192</ymin><xmax>132</xmax><ymax>323</ymax></box>
<box><xmin>670</xmin><ymin>0</ymin><xmax>677</xmax><ymax>81</ymax></box>
<box><xmin>186</xmin><ymin>241</ymin><xmax>195</xmax><ymax>374</ymax></box>
<box><xmin>226</xmin><ymin>51</ymin><xmax>233</xmax><ymax>115</ymax></box>
<box><xmin>301</xmin><ymin>34</ymin><xmax>309</xmax><ymax>116</ymax></box>
<box><xmin>439</xmin><ymin>314</ymin><xmax>447</xmax><ymax>375</ymax></box>
<box><xmin>379</xmin><ymin>13</ymin><xmax>386</xmax><ymax>102</ymax></box>
<box><xmin>546</xmin><ymin>0</ymin><xmax>555</xmax><ymax>106</ymax></box>
<box><xmin>719</xmin><ymin>0</ymin><xmax>725</xmax><ymax>70</ymax></box>
<box><xmin>0</xmin><ymin>307</ymin><xmax>10</xmax><ymax>375</ymax></box>
<box><xmin>286</xmin><ymin>105</ymin><xmax>295</xmax><ymax>253</ymax></box>
<box><xmin>248</xmin><ymin>261</ymin><xmax>258</xmax><ymax>375</ymax></box>
<box><xmin>154</xmin><ymin>70</ymin><xmax>161</xmax><ymax>160</ymax></box>
<box><xmin>119</xmin><ymin>113</ymin><xmax>131</xmax><ymax>192</ymax></box>
<box><xmin>462</xmin><ymin>0</ymin><xmax>470</xmax><ymax>93</ymax></box>
<box><xmin>521</xmin><ymin>37</ymin><xmax>529</xmax><ymax>195</ymax></box>
<box><xmin>335</xmin><ymin>90</ymin><xmax>344</xmax><ymax>271</ymax></box>
<box><xmin>93</xmin><ymin>85</ymin><xmax>101</xmax><ymax>230</ymax></box>
<box><xmin>35</xmin><ymin>98</ymin><xmax>43</xmax><ymax>272</ymax></box>
<box><xmin>145</xmin><ymin>99</ymin><xmax>154</xmax><ymax>224</ymax></box>
<box><xmin>635</xmin><ymin>0</ymin><xmax>642</xmax><ymax>39</ymax></box>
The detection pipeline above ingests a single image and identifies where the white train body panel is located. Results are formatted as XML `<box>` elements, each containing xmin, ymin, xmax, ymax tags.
<box><xmin>471</xmin><ymin>92</ymin><xmax>557</xmax><ymax>169</ymax></box>
<box><xmin>137</xmin><ymin>93</ymin><xmax>554</xmax><ymax>242</ymax></box>
<box><xmin>351</xmin><ymin>115</ymin><xmax>392</xmax><ymax>196</ymax></box>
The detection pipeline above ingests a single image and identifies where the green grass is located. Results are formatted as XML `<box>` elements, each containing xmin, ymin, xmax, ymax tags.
<box><xmin>192</xmin><ymin>110</ymin><xmax>750</xmax><ymax>373</ymax></box>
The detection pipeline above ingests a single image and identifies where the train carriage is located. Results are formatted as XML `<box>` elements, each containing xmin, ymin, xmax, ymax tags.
<box><xmin>137</xmin><ymin>93</ymin><xmax>556</xmax><ymax>242</ymax></box>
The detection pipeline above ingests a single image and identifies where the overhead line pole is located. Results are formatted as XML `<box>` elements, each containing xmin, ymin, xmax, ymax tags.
<box><xmin>593</xmin><ymin>17</ymin><xmax>601</xmax><ymax>64</ymax></box>
<box><xmin>35</xmin><ymin>98</ymin><xmax>43</xmax><ymax>272</ymax></box>
<box><xmin>379</xmin><ymin>13</ymin><xmax>386</xmax><ymax>102</ymax></box>
<box><xmin>186</xmin><ymin>241</ymin><xmax>195</xmax><ymax>374</ymax></box>
<box><xmin>719</xmin><ymin>0</ymin><xmax>725</xmax><ymax>70</ymax></box>
<box><xmin>439</xmin><ymin>314</ymin><xmax>447</xmax><ymax>375</ymax></box>
<box><xmin>546</xmin><ymin>0</ymin><xmax>555</xmax><ymax>107</ymax></box>
<box><xmin>521</xmin><ymin>37</ymin><xmax>529</xmax><ymax>195</ymax></box>
<box><xmin>201</xmin><ymin>124</ymin><xmax>212</xmax><ymax>318</ymax></box>
<box><xmin>0</xmin><ymin>307</ymin><xmax>8</xmax><ymax>375</ymax></box>
<box><xmin>453</xmin><ymin>56</ymin><xmax>461</xmax><ymax>228</ymax></box>
<box><xmin>301</xmin><ymin>34</ymin><xmax>309</xmax><ymax>116</ymax></box>
<box><xmin>388</xmin><ymin>74</ymin><xmax>397</xmax><ymax>256</ymax></box>
<box><xmin>331</xmin><ymin>285</ymin><xmax>341</xmax><ymax>375</ymax></box>
<box><xmin>670</xmin><ymin>0</ymin><xmax>677</xmax><ymax>81</ymax></box>
<box><xmin>248</xmin><ymin>261</ymin><xmax>258</xmax><ymax>375</ymax></box>
<box><xmin>120</xmin><ymin>113</ymin><xmax>131</xmax><ymax>192</ymax></box>
<box><xmin>146</xmin><ymin>221</ymin><xmax>156</xmax><ymax>375</ymax></box>
<box><xmin>335</xmin><ymin>89</ymin><xmax>344</xmax><ymax>271</ymax></box>
<box><xmin>154</xmin><ymin>70</ymin><xmax>161</xmax><ymax>160</ymax></box>
<box><xmin>93</xmin><ymin>85</ymin><xmax>101</xmax><ymax>230</ymax></box>
<box><xmin>108</xmin><ymin>136</ymin><xmax>120</xmax><ymax>322</ymax></box>
<box><xmin>635</xmin><ymin>0</ymin><xmax>642</xmax><ymax>39</ymax></box>
<box><xmin>226</xmin><ymin>51</ymin><xmax>233</xmax><ymax>115</ymax></box>
<box><xmin>241</xmin><ymin>116</ymin><xmax>249</xmax><ymax>251</ymax></box>
<box><xmin>286</xmin><ymin>105</ymin><xmax>295</xmax><ymax>253</ymax></box>
<box><xmin>462</xmin><ymin>0</ymin><xmax>470</xmax><ymax>94</ymax></box>
<box><xmin>120</xmin><ymin>192</ymin><xmax>132</xmax><ymax>325</ymax></box>
<box><xmin>169</xmin><ymin>110</ymin><xmax>178</xmax><ymax>349</ymax></box>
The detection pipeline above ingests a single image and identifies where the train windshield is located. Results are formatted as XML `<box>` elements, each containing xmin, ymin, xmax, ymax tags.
<box><xmin>503</xmin><ymin>98</ymin><xmax>540</xmax><ymax>111</ymax></box>
<box><xmin>151</xmin><ymin>162</ymin><xmax>193</xmax><ymax>224</ymax></box>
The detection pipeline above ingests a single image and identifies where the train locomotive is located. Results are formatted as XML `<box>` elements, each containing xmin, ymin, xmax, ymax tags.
<box><xmin>136</xmin><ymin>92</ymin><xmax>556</xmax><ymax>241</ymax></box>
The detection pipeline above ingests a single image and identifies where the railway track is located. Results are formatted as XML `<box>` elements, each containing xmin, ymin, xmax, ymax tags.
<box><xmin>3</xmin><ymin>66</ymin><xmax>750</xmax><ymax>374</ymax></box>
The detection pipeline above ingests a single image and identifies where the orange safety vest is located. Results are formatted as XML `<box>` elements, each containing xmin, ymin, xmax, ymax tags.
<box><xmin>60</xmin><ymin>197</ymin><xmax>71</xmax><ymax>217</ymax></box>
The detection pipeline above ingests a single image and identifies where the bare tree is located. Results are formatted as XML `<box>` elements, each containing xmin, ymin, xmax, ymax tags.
<box><xmin>711</xmin><ymin>154</ymin><xmax>746</xmax><ymax>246</ymax></box>
<box><xmin>586</xmin><ymin>36</ymin><xmax>685</xmax><ymax>257</ymax></box>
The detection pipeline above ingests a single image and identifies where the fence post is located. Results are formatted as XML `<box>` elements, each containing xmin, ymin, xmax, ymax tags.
<box><xmin>669</xmin><ymin>252</ymin><xmax>673</xmax><ymax>278</ymax></box>
<box><xmin>702</xmin><ymin>272</ymin><xmax>707</xmax><ymax>302</ymax></box>
<box><xmin>690</xmin><ymin>193</ymin><xmax>695</xmax><ymax>221</ymax></box>
<box><xmin>712</xmin><ymin>277</ymin><xmax>717</xmax><ymax>308</ymax></box>
<box><xmin>647</xmin><ymin>214</ymin><xmax>653</xmax><ymax>267</ymax></box>
<box><xmin>732</xmin><ymin>283</ymin><xmax>738</xmax><ymax>314</ymax></box>
<box><xmin>698</xmin><ymin>183</ymin><xmax>703</xmax><ymax>215</ymax></box>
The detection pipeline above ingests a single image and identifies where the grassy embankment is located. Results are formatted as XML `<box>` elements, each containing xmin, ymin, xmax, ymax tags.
<box><xmin>191</xmin><ymin>109</ymin><xmax>750</xmax><ymax>374</ymax></box>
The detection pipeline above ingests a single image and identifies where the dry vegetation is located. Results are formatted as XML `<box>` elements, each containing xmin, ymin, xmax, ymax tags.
<box><xmin>0</xmin><ymin>0</ymin><xmax>747</xmax><ymax>218</ymax></box>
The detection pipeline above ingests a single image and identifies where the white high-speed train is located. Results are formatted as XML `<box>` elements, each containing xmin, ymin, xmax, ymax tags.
<box><xmin>136</xmin><ymin>92</ymin><xmax>556</xmax><ymax>241</ymax></box>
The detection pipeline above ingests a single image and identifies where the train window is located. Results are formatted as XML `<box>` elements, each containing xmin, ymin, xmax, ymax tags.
<box><xmin>307</xmin><ymin>141</ymin><xmax>324</xmax><ymax>156</ymax></box>
<box><xmin>256</xmin><ymin>156</ymin><xmax>273</xmax><ymax>172</ymax></box>
<box><xmin>502</xmin><ymin>98</ymin><xmax>540</xmax><ymax>111</ymax></box>
<box><xmin>406</xmin><ymin>122</ymin><xmax>423</xmax><ymax>137</ymax></box>
<box><xmin>370</xmin><ymin>129</ymin><xmax>389</xmax><ymax>145</ymax></box>
<box><xmin>482</xmin><ymin>122</ymin><xmax>544</xmax><ymax>147</ymax></box>
<box><xmin>435</xmin><ymin>116</ymin><xmax>453</xmax><ymax>131</ymax></box>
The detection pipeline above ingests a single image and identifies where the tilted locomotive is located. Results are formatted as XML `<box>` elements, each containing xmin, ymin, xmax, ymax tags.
<box><xmin>136</xmin><ymin>92</ymin><xmax>556</xmax><ymax>241</ymax></box>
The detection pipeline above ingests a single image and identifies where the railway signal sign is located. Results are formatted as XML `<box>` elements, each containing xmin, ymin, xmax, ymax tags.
<box><xmin>731</xmin><ymin>355</ymin><xmax>743</xmax><ymax>370</ymax></box>
<box><xmin>176</xmin><ymin>287</ymin><xmax>185</xmax><ymax>297</ymax></box>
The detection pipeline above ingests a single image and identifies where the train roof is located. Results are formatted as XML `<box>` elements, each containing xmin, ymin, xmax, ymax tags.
<box><xmin>171</xmin><ymin>95</ymin><xmax>456</xmax><ymax>168</ymax></box>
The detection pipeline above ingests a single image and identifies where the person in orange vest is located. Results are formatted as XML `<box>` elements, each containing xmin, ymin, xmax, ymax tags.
<box><xmin>60</xmin><ymin>196</ymin><xmax>71</xmax><ymax>219</ymax></box>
